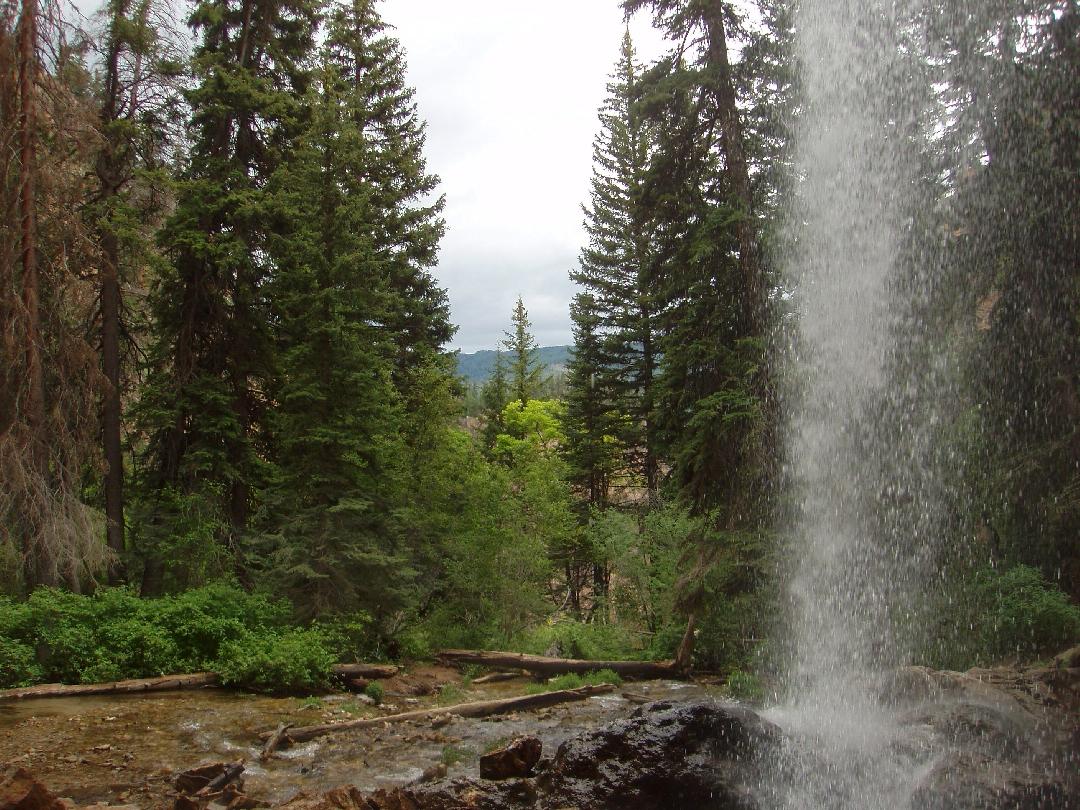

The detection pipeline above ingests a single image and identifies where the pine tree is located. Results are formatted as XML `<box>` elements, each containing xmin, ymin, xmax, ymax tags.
<box><xmin>480</xmin><ymin>350</ymin><xmax>510</xmax><ymax>450</ymax></box>
<box><xmin>323</xmin><ymin>0</ymin><xmax>453</xmax><ymax>406</ymax></box>
<box><xmin>502</xmin><ymin>296</ymin><xmax>543</xmax><ymax>407</ymax></box>
<box><xmin>563</xmin><ymin>293</ymin><xmax>618</xmax><ymax>511</ymax></box>
<box><xmin>133</xmin><ymin>0</ymin><xmax>318</xmax><ymax>593</ymax></box>
<box><xmin>260</xmin><ymin>57</ymin><xmax>409</xmax><ymax>617</ymax></box>
<box><xmin>571</xmin><ymin>31</ymin><xmax>660</xmax><ymax>493</ymax></box>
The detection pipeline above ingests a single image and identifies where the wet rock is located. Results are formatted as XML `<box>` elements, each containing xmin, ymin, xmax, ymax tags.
<box><xmin>298</xmin><ymin>700</ymin><xmax>776</xmax><ymax>810</ymax></box>
<box><xmin>478</xmin><ymin>737</ymin><xmax>541</xmax><ymax>780</ymax></box>
<box><xmin>911</xmin><ymin>751</ymin><xmax>1070</xmax><ymax>810</ymax></box>
<box><xmin>538</xmin><ymin>700</ymin><xmax>774</xmax><ymax>810</ymax></box>
<box><xmin>0</xmin><ymin>768</ymin><xmax>67</xmax><ymax>810</ymax></box>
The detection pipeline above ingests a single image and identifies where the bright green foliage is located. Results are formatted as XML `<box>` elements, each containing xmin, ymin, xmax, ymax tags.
<box><xmin>363</xmin><ymin>680</ymin><xmax>384</xmax><ymax>704</ymax></box>
<box><xmin>502</xmin><ymin>297</ymin><xmax>544</xmax><ymax>407</ymax></box>
<box><xmin>726</xmin><ymin>668</ymin><xmax>765</xmax><ymax>702</ymax></box>
<box><xmin>0</xmin><ymin>584</ymin><xmax>306</xmax><ymax>687</ymax></box>
<box><xmin>524</xmin><ymin>668</ymin><xmax>623</xmax><ymax>694</ymax></box>
<box><xmin>216</xmin><ymin>628</ymin><xmax>336</xmax><ymax>693</ymax></box>
<box><xmin>494</xmin><ymin>399</ymin><xmax>566</xmax><ymax>460</ymax></box>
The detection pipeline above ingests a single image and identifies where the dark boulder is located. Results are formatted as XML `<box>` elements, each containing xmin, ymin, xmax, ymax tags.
<box><xmin>478</xmin><ymin>737</ymin><xmax>542</xmax><ymax>780</ymax></box>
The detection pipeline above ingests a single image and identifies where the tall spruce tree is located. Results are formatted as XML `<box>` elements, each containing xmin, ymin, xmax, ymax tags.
<box><xmin>564</xmin><ymin>293</ymin><xmax>618</xmax><ymax>511</ymax></box>
<box><xmin>481</xmin><ymin>350</ymin><xmax>510</xmax><ymax>450</ymax></box>
<box><xmin>502</xmin><ymin>296</ymin><xmax>543</xmax><ymax>407</ymax></box>
<box><xmin>133</xmin><ymin>0</ymin><xmax>318</xmax><ymax>593</ymax></box>
<box><xmin>571</xmin><ymin>31</ymin><xmax>661</xmax><ymax>494</ymax></box>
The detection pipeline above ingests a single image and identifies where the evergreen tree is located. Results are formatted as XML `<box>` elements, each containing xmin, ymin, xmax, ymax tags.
<box><xmin>260</xmin><ymin>56</ymin><xmax>409</xmax><ymax>617</ymax></box>
<box><xmin>480</xmin><ymin>350</ymin><xmax>509</xmax><ymax>450</ymax></box>
<box><xmin>502</xmin><ymin>296</ymin><xmax>543</xmax><ymax>407</ymax></box>
<box><xmin>571</xmin><ymin>31</ymin><xmax>661</xmax><ymax>493</ymax></box>
<box><xmin>563</xmin><ymin>293</ymin><xmax>618</xmax><ymax>511</ymax></box>
<box><xmin>133</xmin><ymin>0</ymin><xmax>318</xmax><ymax>593</ymax></box>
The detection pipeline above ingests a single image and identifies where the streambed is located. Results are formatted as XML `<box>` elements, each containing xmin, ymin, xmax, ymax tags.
<box><xmin>0</xmin><ymin>673</ymin><xmax>717</xmax><ymax>808</ymax></box>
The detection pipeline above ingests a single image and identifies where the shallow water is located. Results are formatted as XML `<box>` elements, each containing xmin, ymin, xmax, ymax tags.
<box><xmin>0</xmin><ymin>678</ymin><xmax>717</xmax><ymax>806</ymax></box>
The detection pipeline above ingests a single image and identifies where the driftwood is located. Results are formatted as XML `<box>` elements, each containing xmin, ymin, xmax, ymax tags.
<box><xmin>331</xmin><ymin>663</ymin><xmax>399</xmax><ymax>679</ymax></box>
<box><xmin>258</xmin><ymin>684</ymin><xmax>616</xmax><ymax>752</ymax></box>
<box><xmin>259</xmin><ymin>724</ymin><xmax>292</xmax><ymax>762</ymax></box>
<box><xmin>471</xmin><ymin>671</ymin><xmax>524</xmax><ymax>684</ymax></box>
<box><xmin>194</xmin><ymin>760</ymin><xmax>244</xmax><ymax>798</ymax></box>
<box><xmin>437</xmin><ymin>650</ymin><xmax>684</xmax><ymax>679</ymax></box>
<box><xmin>0</xmin><ymin>672</ymin><xmax>220</xmax><ymax>701</ymax></box>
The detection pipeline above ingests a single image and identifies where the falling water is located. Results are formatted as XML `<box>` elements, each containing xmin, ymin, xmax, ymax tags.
<box><xmin>765</xmin><ymin>0</ymin><xmax>939</xmax><ymax>806</ymax></box>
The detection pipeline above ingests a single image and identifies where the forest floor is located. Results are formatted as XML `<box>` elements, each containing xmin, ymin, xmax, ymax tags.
<box><xmin>0</xmin><ymin>665</ymin><xmax>716</xmax><ymax>809</ymax></box>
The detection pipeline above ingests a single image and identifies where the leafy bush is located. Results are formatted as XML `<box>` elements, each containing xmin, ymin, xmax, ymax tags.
<box><xmin>927</xmin><ymin>563</ymin><xmax>1080</xmax><ymax>669</ymax></box>
<box><xmin>0</xmin><ymin>584</ymin><xmax>320</xmax><ymax>689</ymax></box>
<box><xmin>363</xmin><ymin>680</ymin><xmax>384</xmax><ymax>704</ymax></box>
<box><xmin>216</xmin><ymin>628</ymin><xmax>335</xmax><ymax>693</ymax></box>
<box><xmin>976</xmin><ymin>565</ymin><xmax>1080</xmax><ymax>661</ymax></box>
<box><xmin>726</xmin><ymin>668</ymin><xmax>765</xmax><ymax>702</ymax></box>
<box><xmin>0</xmin><ymin>637</ymin><xmax>40</xmax><ymax>686</ymax></box>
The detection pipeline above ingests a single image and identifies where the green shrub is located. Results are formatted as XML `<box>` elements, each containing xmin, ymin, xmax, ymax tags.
<box><xmin>524</xmin><ymin>668</ymin><xmax>622</xmax><ymax>694</ymax></box>
<box><xmin>0</xmin><ymin>637</ymin><xmax>40</xmax><ymax>687</ymax></box>
<box><xmin>216</xmin><ymin>628</ymin><xmax>335</xmax><ymax>694</ymax></box>
<box><xmin>977</xmin><ymin>565</ymin><xmax>1080</xmax><ymax>661</ymax></box>
<box><xmin>363</xmin><ymin>680</ymin><xmax>384</xmax><ymax>704</ymax></box>
<box><xmin>437</xmin><ymin>683</ymin><xmax>465</xmax><ymax>705</ymax></box>
<box><xmin>726</xmin><ymin>668</ymin><xmax>764</xmax><ymax>702</ymax></box>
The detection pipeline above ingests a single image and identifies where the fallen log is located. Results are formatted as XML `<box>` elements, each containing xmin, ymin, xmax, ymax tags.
<box><xmin>436</xmin><ymin>650</ymin><xmax>684</xmax><ymax>679</ymax></box>
<box><xmin>471</xmin><ymin>671</ymin><xmax>524</xmax><ymax>685</ymax></box>
<box><xmin>258</xmin><ymin>684</ymin><xmax>616</xmax><ymax>752</ymax></box>
<box><xmin>194</xmin><ymin>760</ymin><xmax>245</xmax><ymax>798</ymax></box>
<box><xmin>331</xmin><ymin>663</ymin><xmax>399</xmax><ymax>679</ymax></box>
<box><xmin>0</xmin><ymin>672</ymin><xmax>220</xmax><ymax>701</ymax></box>
<box><xmin>259</xmin><ymin>724</ymin><xmax>292</xmax><ymax>762</ymax></box>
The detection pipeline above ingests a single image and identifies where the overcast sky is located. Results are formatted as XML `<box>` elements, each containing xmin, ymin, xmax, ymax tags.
<box><xmin>379</xmin><ymin>2</ymin><xmax>668</xmax><ymax>351</ymax></box>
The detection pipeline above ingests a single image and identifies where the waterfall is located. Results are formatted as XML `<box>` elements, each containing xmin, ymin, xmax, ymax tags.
<box><xmin>763</xmin><ymin>0</ymin><xmax>940</xmax><ymax>806</ymax></box>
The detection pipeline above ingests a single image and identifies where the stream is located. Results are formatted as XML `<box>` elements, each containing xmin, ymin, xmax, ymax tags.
<box><xmin>0</xmin><ymin>673</ymin><xmax>718</xmax><ymax>807</ymax></box>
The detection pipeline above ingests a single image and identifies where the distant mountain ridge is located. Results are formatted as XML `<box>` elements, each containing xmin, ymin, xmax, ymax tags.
<box><xmin>454</xmin><ymin>345</ymin><xmax>571</xmax><ymax>382</ymax></box>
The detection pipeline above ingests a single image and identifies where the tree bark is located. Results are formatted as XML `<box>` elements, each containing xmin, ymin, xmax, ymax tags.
<box><xmin>17</xmin><ymin>0</ymin><xmax>49</xmax><ymax>588</ymax></box>
<box><xmin>702</xmin><ymin>0</ymin><xmax>764</xmax><ymax>336</ymax></box>
<box><xmin>0</xmin><ymin>672</ymin><xmax>219</xmax><ymax>701</ymax></box>
<box><xmin>259</xmin><ymin>684</ymin><xmax>616</xmax><ymax>750</ymax></box>
<box><xmin>436</xmin><ymin>649</ymin><xmax>684</xmax><ymax>679</ymax></box>
<box><xmin>331</xmin><ymin>663</ymin><xmax>399</xmax><ymax>679</ymax></box>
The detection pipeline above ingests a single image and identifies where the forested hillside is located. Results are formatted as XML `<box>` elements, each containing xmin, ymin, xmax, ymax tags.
<box><xmin>0</xmin><ymin>0</ymin><xmax>1076</xmax><ymax>693</ymax></box>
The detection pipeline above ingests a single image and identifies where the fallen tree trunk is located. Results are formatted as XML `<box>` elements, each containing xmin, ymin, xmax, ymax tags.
<box><xmin>471</xmin><ymin>671</ymin><xmax>524</xmax><ymax>684</ymax></box>
<box><xmin>260</xmin><ymin>723</ymin><xmax>292</xmax><ymax>762</ymax></box>
<box><xmin>0</xmin><ymin>672</ymin><xmax>219</xmax><ymax>701</ymax></box>
<box><xmin>331</xmin><ymin>663</ymin><xmax>399</xmax><ymax>679</ymax></box>
<box><xmin>259</xmin><ymin>684</ymin><xmax>616</xmax><ymax>751</ymax></box>
<box><xmin>436</xmin><ymin>650</ymin><xmax>685</xmax><ymax>679</ymax></box>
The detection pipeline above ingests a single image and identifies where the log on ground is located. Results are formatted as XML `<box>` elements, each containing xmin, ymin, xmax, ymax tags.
<box><xmin>0</xmin><ymin>672</ymin><xmax>220</xmax><ymax>701</ymax></box>
<box><xmin>259</xmin><ymin>684</ymin><xmax>616</xmax><ymax>749</ymax></box>
<box><xmin>436</xmin><ymin>650</ymin><xmax>685</xmax><ymax>678</ymax></box>
<box><xmin>330</xmin><ymin>663</ymin><xmax>399</xmax><ymax>680</ymax></box>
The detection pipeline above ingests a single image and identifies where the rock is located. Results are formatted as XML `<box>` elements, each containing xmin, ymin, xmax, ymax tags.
<box><xmin>175</xmin><ymin>764</ymin><xmax>229</xmax><ymax>795</ymax></box>
<box><xmin>538</xmin><ymin>700</ymin><xmax>773</xmax><ymax>810</ymax></box>
<box><xmin>478</xmin><ymin>737</ymin><xmax>541</xmax><ymax>780</ymax></box>
<box><xmin>298</xmin><ymin>700</ymin><xmax>776</xmax><ymax>810</ymax></box>
<box><xmin>911</xmin><ymin>751</ymin><xmax>1070</xmax><ymax>810</ymax></box>
<box><xmin>0</xmin><ymin>767</ymin><xmax>67</xmax><ymax>810</ymax></box>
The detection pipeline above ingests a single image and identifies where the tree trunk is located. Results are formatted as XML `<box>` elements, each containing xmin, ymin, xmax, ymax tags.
<box><xmin>702</xmin><ymin>0</ymin><xmax>763</xmax><ymax>336</ymax></box>
<box><xmin>260</xmin><ymin>684</ymin><xmax>616</xmax><ymax>750</ymax></box>
<box><xmin>0</xmin><ymin>672</ymin><xmax>220</xmax><ymax>701</ymax></box>
<box><xmin>436</xmin><ymin>649</ymin><xmax>684</xmax><ymax>679</ymax></box>
<box><xmin>17</xmin><ymin>0</ymin><xmax>49</xmax><ymax>588</ymax></box>
<box><xmin>100</xmin><ymin>221</ymin><xmax>125</xmax><ymax>580</ymax></box>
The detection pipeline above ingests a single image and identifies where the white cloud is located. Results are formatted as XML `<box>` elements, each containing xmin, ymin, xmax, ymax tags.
<box><xmin>381</xmin><ymin>1</ymin><xmax>667</xmax><ymax>351</ymax></box>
